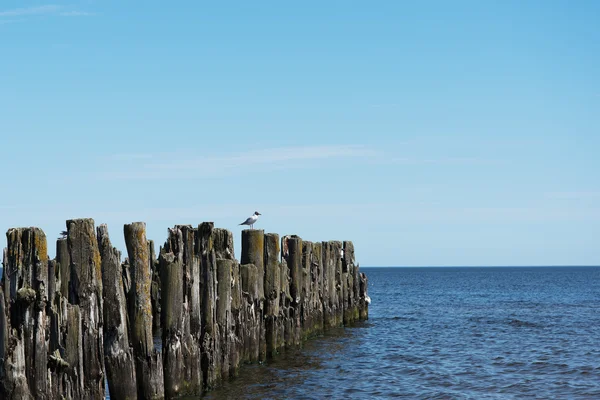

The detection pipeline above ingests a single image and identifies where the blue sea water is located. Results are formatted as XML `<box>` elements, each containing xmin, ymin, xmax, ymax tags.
<box><xmin>202</xmin><ymin>266</ymin><xmax>600</xmax><ymax>399</ymax></box>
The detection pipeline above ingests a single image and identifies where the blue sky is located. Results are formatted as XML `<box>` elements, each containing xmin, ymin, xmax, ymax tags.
<box><xmin>0</xmin><ymin>1</ymin><xmax>598</xmax><ymax>266</ymax></box>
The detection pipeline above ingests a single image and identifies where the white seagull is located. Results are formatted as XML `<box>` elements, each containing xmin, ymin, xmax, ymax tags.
<box><xmin>239</xmin><ymin>211</ymin><xmax>261</xmax><ymax>229</ymax></box>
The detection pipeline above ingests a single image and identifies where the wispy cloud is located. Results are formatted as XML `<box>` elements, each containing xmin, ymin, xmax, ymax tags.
<box><xmin>0</xmin><ymin>5</ymin><xmax>60</xmax><ymax>17</ymax></box>
<box><xmin>59</xmin><ymin>11</ymin><xmax>95</xmax><ymax>17</ymax></box>
<box><xmin>0</xmin><ymin>5</ymin><xmax>95</xmax><ymax>21</ymax></box>
<box><xmin>545</xmin><ymin>191</ymin><xmax>600</xmax><ymax>200</ymax></box>
<box><xmin>102</xmin><ymin>145</ymin><xmax>377</xmax><ymax>180</ymax></box>
<box><xmin>369</xmin><ymin>103</ymin><xmax>403</xmax><ymax>108</ymax></box>
<box><xmin>101</xmin><ymin>144</ymin><xmax>505</xmax><ymax>181</ymax></box>
<box><xmin>266</xmin><ymin>203</ymin><xmax>600</xmax><ymax>224</ymax></box>
<box><xmin>0</xmin><ymin>18</ymin><xmax>25</xmax><ymax>24</ymax></box>
<box><xmin>110</xmin><ymin>153</ymin><xmax>155</xmax><ymax>161</ymax></box>
<box><xmin>150</xmin><ymin>144</ymin><xmax>374</xmax><ymax>168</ymax></box>
<box><xmin>377</xmin><ymin>156</ymin><xmax>502</xmax><ymax>166</ymax></box>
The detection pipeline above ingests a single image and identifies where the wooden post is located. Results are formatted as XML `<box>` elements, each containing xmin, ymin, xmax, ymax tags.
<box><xmin>98</xmin><ymin>224</ymin><xmax>137</xmax><ymax>399</ymax></box>
<box><xmin>124</xmin><ymin>222</ymin><xmax>164</xmax><ymax>399</ymax></box>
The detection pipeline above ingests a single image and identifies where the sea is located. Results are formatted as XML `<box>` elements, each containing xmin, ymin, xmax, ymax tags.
<box><xmin>201</xmin><ymin>266</ymin><xmax>600</xmax><ymax>399</ymax></box>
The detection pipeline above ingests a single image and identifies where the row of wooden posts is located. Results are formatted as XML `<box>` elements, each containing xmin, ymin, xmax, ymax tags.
<box><xmin>0</xmin><ymin>219</ymin><xmax>369</xmax><ymax>399</ymax></box>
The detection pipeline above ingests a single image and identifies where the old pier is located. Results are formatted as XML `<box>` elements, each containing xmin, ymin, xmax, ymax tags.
<box><xmin>0</xmin><ymin>219</ymin><xmax>369</xmax><ymax>399</ymax></box>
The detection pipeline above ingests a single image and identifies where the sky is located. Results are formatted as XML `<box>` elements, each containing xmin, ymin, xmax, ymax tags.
<box><xmin>0</xmin><ymin>1</ymin><xmax>598</xmax><ymax>266</ymax></box>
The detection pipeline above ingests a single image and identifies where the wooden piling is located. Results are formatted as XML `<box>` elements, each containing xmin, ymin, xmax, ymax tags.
<box><xmin>56</xmin><ymin>238</ymin><xmax>70</xmax><ymax>299</ymax></box>
<box><xmin>160</xmin><ymin>226</ymin><xmax>202</xmax><ymax>397</ymax></box>
<box><xmin>282</xmin><ymin>235</ymin><xmax>303</xmax><ymax>346</ymax></box>
<box><xmin>241</xmin><ymin>229</ymin><xmax>266</xmax><ymax>360</ymax></box>
<box><xmin>264</xmin><ymin>233</ymin><xmax>281</xmax><ymax>356</ymax></box>
<box><xmin>216</xmin><ymin>259</ymin><xmax>234</xmax><ymax>379</ymax></box>
<box><xmin>198</xmin><ymin>222</ymin><xmax>220</xmax><ymax>388</ymax></box>
<box><xmin>124</xmin><ymin>222</ymin><xmax>164</xmax><ymax>399</ymax></box>
<box><xmin>97</xmin><ymin>224</ymin><xmax>137</xmax><ymax>400</ymax></box>
<box><xmin>2</xmin><ymin>228</ymin><xmax>48</xmax><ymax>399</ymax></box>
<box><xmin>240</xmin><ymin>262</ymin><xmax>261</xmax><ymax>362</ymax></box>
<box><xmin>66</xmin><ymin>219</ymin><xmax>105</xmax><ymax>399</ymax></box>
<box><xmin>149</xmin><ymin>239</ymin><xmax>161</xmax><ymax>333</ymax></box>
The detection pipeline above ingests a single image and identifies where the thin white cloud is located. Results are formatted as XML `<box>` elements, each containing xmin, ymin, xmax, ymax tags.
<box><xmin>0</xmin><ymin>5</ymin><xmax>95</xmax><ymax>21</ymax></box>
<box><xmin>369</xmin><ymin>103</ymin><xmax>403</xmax><ymax>108</ymax></box>
<box><xmin>377</xmin><ymin>156</ymin><xmax>501</xmax><ymax>166</ymax></box>
<box><xmin>155</xmin><ymin>144</ymin><xmax>373</xmax><ymax>168</ymax></box>
<box><xmin>0</xmin><ymin>19</ymin><xmax>25</xmax><ymax>24</ymax></box>
<box><xmin>545</xmin><ymin>191</ymin><xmax>600</xmax><ymax>200</ymax></box>
<box><xmin>59</xmin><ymin>11</ymin><xmax>95</xmax><ymax>17</ymax></box>
<box><xmin>102</xmin><ymin>145</ymin><xmax>377</xmax><ymax>180</ymax></box>
<box><xmin>110</xmin><ymin>153</ymin><xmax>155</xmax><ymax>161</ymax></box>
<box><xmin>101</xmin><ymin>145</ymin><xmax>505</xmax><ymax>181</ymax></box>
<box><xmin>0</xmin><ymin>5</ymin><xmax>61</xmax><ymax>17</ymax></box>
<box><xmin>269</xmin><ymin>203</ymin><xmax>600</xmax><ymax>224</ymax></box>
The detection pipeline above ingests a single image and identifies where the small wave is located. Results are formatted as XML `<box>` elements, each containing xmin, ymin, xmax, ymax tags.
<box><xmin>504</xmin><ymin>360</ymin><xmax>527</xmax><ymax>367</ymax></box>
<box><xmin>381</xmin><ymin>315</ymin><xmax>418</xmax><ymax>322</ymax></box>
<box><xmin>507</xmin><ymin>318</ymin><xmax>542</xmax><ymax>328</ymax></box>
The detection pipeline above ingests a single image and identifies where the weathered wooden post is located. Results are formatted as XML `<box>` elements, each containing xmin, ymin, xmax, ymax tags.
<box><xmin>67</xmin><ymin>218</ymin><xmax>105</xmax><ymax>399</ymax></box>
<box><xmin>48</xmin><ymin>232</ymin><xmax>81</xmax><ymax>399</ymax></box>
<box><xmin>0</xmin><ymin>285</ymin><xmax>10</xmax><ymax>399</ymax></box>
<box><xmin>241</xmin><ymin>229</ymin><xmax>266</xmax><ymax>360</ymax></box>
<box><xmin>160</xmin><ymin>231</ymin><xmax>184</xmax><ymax>398</ymax></box>
<box><xmin>97</xmin><ymin>224</ymin><xmax>137</xmax><ymax>399</ymax></box>
<box><xmin>359</xmin><ymin>272</ymin><xmax>369</xmax><ymax>320</ymax></box>
<box><xmin>2</xmin><ymin>228</ymin><xmax>48</xmax><ymax>399</ymax></box>
<box><xmin>48</xmin><ymin>234</ymin><xmax>71</xmax><ymax>399</ymax></box>
<box><xmin>178</xmin><ymin>226</ymin><xmax>202</xmax><ymax>377</ymax></box>
<box><xmin>323</xmin><ymin>241</ymin><xmax>345</xmax><ymax>329</ymax></box>
<box><xmin>311</xmin><ymin>242</ymin><xmax>325</xmax><ymax>335</ymax></box>
<box><xmin>282</xmin><ymin>235</ymin><xmax>302</xmax><ymax>346</ymax></box>
<box><xmin>149</xmin><ymin>239</ymin><xmax>161</xmax><ymax>333</ymax></box>
<box><xmin>240</xmin><ymin>262</ymin><xmax>261</xmax><ymax>362</ymax></box>
<box><xmin>56</xmin><ymin>237</ymin><xmax>70</xmax><ymax>299</ymax></box>
<box><xmin>333</xmin><ymin>241</ymin><xmax>345</xmax><ymax>327</ymax></box>
<box><xmin>278</xmin><ymin>254</ymin><xmax>292</xmax><ymax>349</ymax></box>
<box><xmin>212</xmin><ymin>227</ymin><xmax>240</xmax><ymax>377</ymax></box>
<box><xmin>241</xmin><ymin>230</ymin><xmax>265</xmax><ymax>299</ymax></box>
<box><xmin>198</xmin><ymin>222</ymin><xmax>220</xmax><ymax>388</ymax></box>
<box><xmin>124</xmin><ymin>222</ymin><xmax>164</xmax><ymax>399</ymax></box>
<box><xmin>321</xmin><ymin>241</ymin><xmax>333</xmax><ymax>329</ymax></box>
<box><xmin>264</xmin><ymin>233</ymin><xmax>281</xmax><ymax>356</ymax></box>
<box><xmin>47</xmin><ymin>259</ymin><xmax>57</xmax><ymax>309</ymax></box>
<box><xmin>228</xmin><ymin>255</ymin><xmax>243</xmax><ymax>377</ymax></box>
<box><xmin>216</xmin><ymin>258</ymin><xmax>234</xmax><ymax>379</ymax></box>
<box><xmin>342</xmin><ymin>241</ymin><xmax>359</xmax><ymax>324</ymax></box>
<box><xmin>301</xmin><ymin>241</ymin><xmax>323</xmax><ymax>339</ymax></box>
<box><xmin>212</xmin><ymin>228</ymin><xmax>235</xmax><ymax>260</ymax></box>
<box><xmin>160</xmin><ymin>226</ymin><xmax>202</xmax><ymax>397</ymax></box>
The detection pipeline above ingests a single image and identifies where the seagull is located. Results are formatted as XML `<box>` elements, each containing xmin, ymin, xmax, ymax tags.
<box><xmin>59</xmin><ymin>230</ymin><xmax>68</xmax><ymax>239</ymax></box>
<box><xmin>239</xmin><ymin>211</ymin><xmax>261</xmax><ymax>229</ymax></box>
